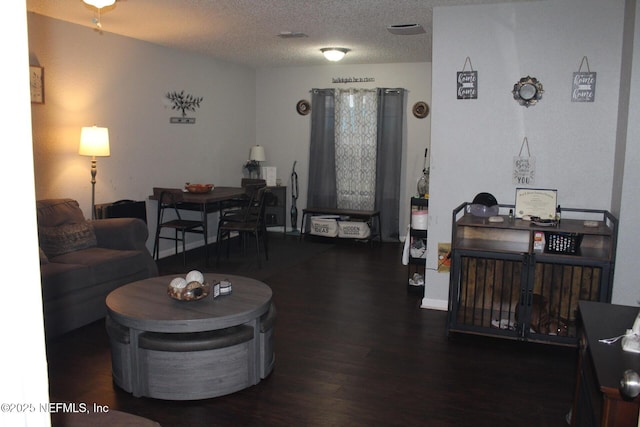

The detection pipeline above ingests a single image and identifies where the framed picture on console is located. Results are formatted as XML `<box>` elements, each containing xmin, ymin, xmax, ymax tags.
<box><xmin>30</xmin><ymin>66</ymin><xmax>44</xmax><ymax>104</ymax></box>
<box><xmin>515</xmin><ymin>188</ymin><xmax>557</xmax><ymax>219</ymax></box>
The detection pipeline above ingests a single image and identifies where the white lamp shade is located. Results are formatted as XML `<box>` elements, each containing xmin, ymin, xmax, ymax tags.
<box><xmin>321</xmin><ymin>48</ymin><xmax>349</xmax><ymax>62</ymax></box>
<box><xmin>79</xmin><ymin>126</ymin><xmax>111</xmax><ymax>157</ymax></box>
<box><xmin>83</xmin><ymin>0</ymin><xmax>116</xmax><ymax>8</ymax></box>
<box><xmin>249</xmin><ymin>145</ymin><xmax>266</xmax><ymax>161</ymax></box>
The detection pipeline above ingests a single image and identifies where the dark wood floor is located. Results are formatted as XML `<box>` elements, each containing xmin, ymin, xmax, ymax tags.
<box><xmin>46</xmin><ymin>235</ymin><xmax>577</xmax><ymax>426</ymax></box>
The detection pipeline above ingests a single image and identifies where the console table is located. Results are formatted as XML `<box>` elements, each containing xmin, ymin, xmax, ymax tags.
<box><xmin>447</xmin><ymin>203</ymin><xmax>617</xmax><ymax>346</ymax></box>
<box><xmin>105</xmin><ymin>274</ymin><xmax>274</xmax><ymax>400</ymax></box>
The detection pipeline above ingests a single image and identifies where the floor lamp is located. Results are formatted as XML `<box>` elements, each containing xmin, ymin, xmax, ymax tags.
<box><xmin>79</xmin><ymin>126</ymin><xmax>110</xmax><ymax>219</ymax></box>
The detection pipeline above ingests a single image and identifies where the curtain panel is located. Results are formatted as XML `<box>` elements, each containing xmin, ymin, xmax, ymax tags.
<box><xmin>335</xmin><ymin>89</ymin><xmax>378</xmax><ymax>211</ymax></box>
<box><xmin>307</xmin><ymin>88</ymin><xmax>405</xmax><ymax>241</ymax></box>
<box><xmin>375</xmin><ymin>88</ymin><xmax>405</xmax><ymax>241</ymax></box>
<box><xmin>307</xmin><ymin>89</ymin><xmax>337</xmax><ymax>209</ymax></box>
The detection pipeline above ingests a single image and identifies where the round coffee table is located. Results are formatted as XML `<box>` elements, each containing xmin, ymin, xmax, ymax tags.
<box><xmin>105</xmin><ymin>273</ymin><xmax>273</xmax><ymax>400</ymax></box>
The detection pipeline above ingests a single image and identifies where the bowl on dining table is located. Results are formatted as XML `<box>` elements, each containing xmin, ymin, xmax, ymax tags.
<box><xmin>185</xmin><ymin>183</ymin><xmax>214</xmax><ymax>193</ymax></box>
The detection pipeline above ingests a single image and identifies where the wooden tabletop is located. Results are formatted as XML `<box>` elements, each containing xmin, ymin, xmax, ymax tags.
<box><xmin>579</xmin><ymin>300</ymin><xmax>640</xmax><ymax>396</ymax></box>
<box><xmin>106</xmin><ymin>274</ymin><xmax>272</xmax><ymax>333</ymax></box>
<box><xmin>149</xmin><ymin>186</ymin><xmax>246</xmax><ymax>205</ymax></box>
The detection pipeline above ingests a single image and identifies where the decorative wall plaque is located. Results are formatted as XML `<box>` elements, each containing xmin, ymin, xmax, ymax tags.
<box><xmin>572</xmin><ymin>56</ymin><xmax>596</xmax><ymax>102</ymax></box>
<box><xmin>166</xmin><ymin>91</ymin><xmax>203</xmax><ymax>124</ymax></box>
<box><xmin>512</xmin><ymin>76</ymin><xmax>543</xmax><ymax>107</ymax></box>
<box><xmin>296</xmin><ymin>100</ymin><xmax>310</xmax><ymax>115</ymax></box>
<box><xmin>30</xmin><ymin>66</ymin><xmax>44</xmax><ymax>104</ymax></box>
<box><xmin>457</xmin><ymin>57</ymin><xmax>477</xmax><ymax>99</ymax></box>
<box><xmin>513</xmin><ymin>137</ymin><xmax>536</xmax><ymax>185</ymax></box>
<box><xmin>412</xmin><ymin>101</ymin><xmax>429</xmax><ymax>118</ymax></box>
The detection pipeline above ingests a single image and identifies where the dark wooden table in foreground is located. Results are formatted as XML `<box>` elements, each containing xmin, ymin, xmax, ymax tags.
<box><xmin>572</xmin><ymin>301</ymin><xmax>640</xmax><ymax>426</ymax></box>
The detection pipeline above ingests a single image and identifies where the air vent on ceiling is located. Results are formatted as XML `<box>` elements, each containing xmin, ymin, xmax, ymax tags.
<box><xmin>278</xmin><ymin>31</ymin><xmax>308</xmax><ymax>39</ymax></box>
<box><xmin>386</xmin><ymin>24</ymin><xmax>426</xmax><ymax>36</ymax></box>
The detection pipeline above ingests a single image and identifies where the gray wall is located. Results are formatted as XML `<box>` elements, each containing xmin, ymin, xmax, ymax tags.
<box><xmin>613</xmin><ymin>0</ymin><xmax>640</xmax><ymax>306</ymax></box>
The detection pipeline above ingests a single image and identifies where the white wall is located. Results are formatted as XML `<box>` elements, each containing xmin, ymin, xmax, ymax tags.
<box><xmin>1</xmin><ymin>2</ymin><xmax>50</xmax><ymax>426</ymax></box>
<box><xmin>28</xmin><ymin>13</ymin><xmax>256</xmax><ymax>256</ymax></box>
<box><xmin>613</xmin><ymin>0</ymin><xmax>640</xmax><ymax>305</ymax></box>
<box><xmin>427</xmin><ymin>0</ymin><xmax>629</xmax><ymax>309</ymax></box>
<box><xmin>255</xmin><ymin>63</ymin><xmax>431</xmax><ymax>236</ymax></box>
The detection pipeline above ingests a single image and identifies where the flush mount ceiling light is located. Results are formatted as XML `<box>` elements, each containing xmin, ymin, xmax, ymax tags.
<box><xmin>321</xmin><ymin>48</ymin><xmax>350</xmax><ymax>62</ymax></box>
<box><xmin>83</xmin><ymin>0</ymin><xmax>116</xmax><ymax>8</ymax></box>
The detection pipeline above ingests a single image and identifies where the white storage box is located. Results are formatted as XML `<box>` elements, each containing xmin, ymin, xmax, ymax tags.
<box><xmin>337</xmin><ymin>221</ymin><xmax>371</xmax><ymax>239</ymax></box>
<box><xmin>309</xmin><ymin>216</ymin><xmax>339</xmax><ymax>237</ymax></box>
<box><xmin>411</xmin><ymin>210</ymin><xmax>428</xmax><ymax>230</ymax></box>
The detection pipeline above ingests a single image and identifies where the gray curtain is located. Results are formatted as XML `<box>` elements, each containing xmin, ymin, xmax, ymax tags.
<box><xmin>307</xmin><ymin>88</ymin><xmax>405</xmax><ymax>241</ymax></box>
<box><xmin>375</xmin><ymin>88</ymin><xmax>405</xmax><ymax>241</ymax></box>
<box><xmin>307</xmin><ymin>89</ymin><xmax>337</xmax><ymax>209</ymax></box>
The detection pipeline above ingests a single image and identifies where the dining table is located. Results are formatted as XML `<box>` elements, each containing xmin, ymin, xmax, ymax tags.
<box><xmin>149</xmin><ymin>186</ymin><xmax>247</xmax><ymax>265</ymax></box>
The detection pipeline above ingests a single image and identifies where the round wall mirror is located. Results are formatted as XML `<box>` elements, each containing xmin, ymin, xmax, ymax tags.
<box><xmin>512</xmin><ymin>76</ymin><xmax>544</xmax><ymax>107</ymax></box>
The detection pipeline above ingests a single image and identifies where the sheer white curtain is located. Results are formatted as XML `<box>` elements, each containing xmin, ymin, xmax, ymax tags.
<box><xmin>334</xmin><ymin>89</ymin><xmax>378</xmax><ymax>211</ymax></box>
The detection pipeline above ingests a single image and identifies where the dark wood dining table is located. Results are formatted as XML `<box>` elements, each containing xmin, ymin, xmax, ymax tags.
<box><xmin>149</xmin><ymin>186</ymin><xmax>247</xmax><ymax>265</ymax></box>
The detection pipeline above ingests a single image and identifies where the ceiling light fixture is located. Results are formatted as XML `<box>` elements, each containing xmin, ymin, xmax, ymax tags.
<box><xmin>83</xmin><ymin>0</ymin><xmax>116</xmax><ymax>8</ymax></box>
<box><xmin>321</xmin><ymin>48</ymin><xmax>350</xmax><ymax>62</ymax></box>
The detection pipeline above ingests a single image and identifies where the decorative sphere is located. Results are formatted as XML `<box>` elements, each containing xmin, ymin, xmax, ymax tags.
<box><xmin>185</xmin><ymin>270</ymin><xmax>204</xmax><ymax>284</ymax></box>
<box><xmin>169</xmin><ymin>277</ymin><xmax>187</xmax><ymax>289</ymax></box>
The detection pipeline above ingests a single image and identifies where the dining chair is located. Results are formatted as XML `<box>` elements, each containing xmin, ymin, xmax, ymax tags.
<box><xmin>216</xmin><ymin>186</ymin><xmax>269</xmax><ymax>267</ymax></box>
<box><xmin>152</xmin><ymin>187</ymin><xmax>206</xmax><ymax>267</ymax></box>
<box><xmin>219</xmin><ymin>180</ymin><xmax>268</xmax><ymax>226</ymax></box>
<box><xmin>219</xmin><ymin>178</ymin><xmax>266</xmax><ymax>219</ymax></box>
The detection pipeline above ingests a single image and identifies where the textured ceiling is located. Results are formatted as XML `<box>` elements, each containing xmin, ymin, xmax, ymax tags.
<box><xmin>26</xmin><ymin>0</ymin><xmax>539</xmax><ymax>68</ymax></box>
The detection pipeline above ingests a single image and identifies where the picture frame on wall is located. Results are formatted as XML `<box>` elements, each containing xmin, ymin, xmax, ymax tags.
<box><xmin>30</xmin><ymin>66</ymin><xmax>44</xmax><ymax>104</ymax></box>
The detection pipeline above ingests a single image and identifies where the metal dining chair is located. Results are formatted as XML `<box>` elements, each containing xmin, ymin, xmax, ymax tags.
<box><xmin>152</xmin><ymin>187</ymin><xmax>206</xmax><ymax>267</ymax></box>
<box><xmin>216</xmin><ymin>186</ymin><xmax>269</xmax><ymax>267</ymax></box>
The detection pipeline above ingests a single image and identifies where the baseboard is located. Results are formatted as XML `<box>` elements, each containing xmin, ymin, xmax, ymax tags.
<box><xmin>420</xmin><ymin>298</ymin><xmax>448</xmax><ymax>311</ymax></box>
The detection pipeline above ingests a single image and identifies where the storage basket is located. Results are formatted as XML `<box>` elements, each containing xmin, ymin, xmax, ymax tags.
<box><xmin>544</xmin><ymin>232</ymin><xmax>583</xmax><ymax>254</ymax></box>
<box><xmin>411</xmin><ymin>210</ymin><xmax>428</xmax><ymax>230</ymax></box>
<box><xmin>309</xmin><ymin>216</ymin><xmax>339</xmax><ymax>237</ymax></box>
<box><xmin>337</xmin><ymin>221</ymin><xmax>370</xmax><ymax>239</ymax></box>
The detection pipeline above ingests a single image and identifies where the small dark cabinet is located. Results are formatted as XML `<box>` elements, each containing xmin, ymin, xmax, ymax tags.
<box><xmin>447</xmin><ymin>203</ymin><xmax>617</xmax><ymax>346</ymax></box>
<box><xmin>264</xmin><ymin>186</ymin><xmax>286</xmax><ymax>234</ymax></box>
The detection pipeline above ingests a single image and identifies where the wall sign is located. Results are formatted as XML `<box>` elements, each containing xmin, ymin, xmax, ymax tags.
<box><xmin>513</xmin><ymin>137</ymin><xmax>536</xmax><ymax>185</ymax></box>
<box><xmin>457</xmin><ymin>57</ymin><xmax>477</xmax><ymax>99</ymax></box>
<box><xmin>331</xmin><ymin>77</ymin><xmax>375</xmax><ymax>84</ymax></box>
<box><xmin>572</xmin><ymin>56</ymin><xmax>596</xmax><ymax>102</ymax></box>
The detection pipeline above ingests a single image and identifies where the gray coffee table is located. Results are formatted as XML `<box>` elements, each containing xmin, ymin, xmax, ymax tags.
<box><xmin>105</xmin><ymin>273</ymin><xmax>274</xmax><ymax>400</ymax></box>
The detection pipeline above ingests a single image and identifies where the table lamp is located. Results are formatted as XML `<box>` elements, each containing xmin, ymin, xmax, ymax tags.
<box><xmin>248</xmin><ymin>145</ymin><xmax>266</xmax><ymax>178</ymax></box>
<box><xmin>79</xmin><ymin>126</ymin><xmax>110</xmax><ymax>219</ymax></box>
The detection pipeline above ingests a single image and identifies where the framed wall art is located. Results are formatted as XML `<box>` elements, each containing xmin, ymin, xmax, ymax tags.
<box><xmin>30</xmin><ymin>66</ymin><xmax>44</xmax><ymax>104</ymax></box>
